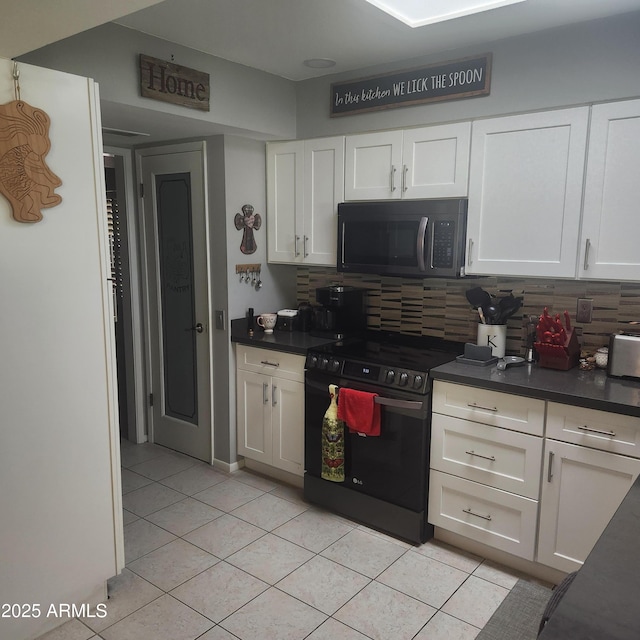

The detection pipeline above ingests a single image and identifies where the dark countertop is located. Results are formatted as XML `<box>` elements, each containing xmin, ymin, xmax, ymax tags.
<box><xmin>430</xmin><ymin>360</ymin><xmax>640</xmax><ymax>418</ymax></box>
<box><xmin>539</xmin><ymin>473</ymin><xmax>640</xmax><ymax>640</ymax></box>
<box><xmin>230</xmin><ymin>318</ymin><xmax>338</xmax><ymax>356</ymax></box>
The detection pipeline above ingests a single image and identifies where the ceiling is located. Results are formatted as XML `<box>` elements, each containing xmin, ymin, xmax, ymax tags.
<box><xmin>112</xmin><ymin>0</ymin><xmax>640</xmax><ymax>81</ymax></box>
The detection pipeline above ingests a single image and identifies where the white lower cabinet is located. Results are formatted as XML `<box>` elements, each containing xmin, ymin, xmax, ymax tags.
<box><xmin>236</xmin><ymin>346</ymin><xmax>305</xmax><ymax>476</ymax></box>
<box><xmin>431</xmin><ymin>381</ymin><xmax>640</xmax><ymax>574</ymax></box>
<box><xmin>429</xmin><ymin>381</ymin><xmax>544</xmax><ymax>560</ymax></box>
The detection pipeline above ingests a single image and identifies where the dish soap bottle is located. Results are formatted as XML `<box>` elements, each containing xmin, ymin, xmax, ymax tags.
<box><xmin>321</xmin><ymin>384</ymin><xmax>345</xmax><ymax>482</ymax></box>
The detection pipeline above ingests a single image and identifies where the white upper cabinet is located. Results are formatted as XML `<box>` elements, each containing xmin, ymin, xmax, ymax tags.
<box><xmin>345</xmin><ymin>130</ymin><xmax>403</xmax><ymax>200</ymax></box>
<box><xmin>466</xmin><ymin>107</ymin><xmax>589</xmax><ymax>277</ymax></box>
<box><xmin>267</xmin><ymin>137</ymin><xmax>344</xmax><ymax>266</ymax></box>
<box><xmin>344</xmin><ymin>122</ymin><xmax>471</xmax><ymax>201</ymax></box>
<box><xmin>578</xmin><ymin>99</ymin><xmax>640</xmax><ymax>281</ymax></box>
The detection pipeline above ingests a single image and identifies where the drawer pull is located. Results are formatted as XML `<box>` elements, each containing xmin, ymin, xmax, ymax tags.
<box><xmin>465</xmin><ymin>450</ymin><xmax>496</xmax><ymax>462</ymax></box>
<box><xmin>578</xmin><ymin>425</ymin><xmax>616</xmax><ymax>437</ymax></box>
<box><xmin>260</xmin><ymin>360</ymin><xmax>280</xmax><ymax>367</ymax></box>
<box><xmin>463</xmin><ymin>507</ymin><xmax>492</xmax><ymax>521</ymax></box>
<box><xmin>467</xmin><ymin>402</ymin><xmax>498</xmax><ymax>412</ymax></box>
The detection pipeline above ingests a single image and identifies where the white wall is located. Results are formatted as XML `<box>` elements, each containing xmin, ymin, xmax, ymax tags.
<box><xmin>0</xmin><ymin>60</ymin><xmax>121</xmax><ymax>639</ymax></box>
<box><xmin>295</xmin><ymin>11</ymin><xmax>640</xmax><ymax>138</ymax></box>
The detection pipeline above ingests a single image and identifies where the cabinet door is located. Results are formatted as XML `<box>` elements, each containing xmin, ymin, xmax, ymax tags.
<box><xmin>345</xmin><ymin>130</ymin><xmax>403</xmax><ymax>200</ymax></box>
<box><xmin>267</xmin><ymin>141</ymin><xmax>304</xmax><ymax>263</ymax></box>
<box><xmin>236</xmin><ymin>369</ymin><xmax>272</xmax><ymax>464</ymax></box>
<box><xmin>303</xmin><ymin>136</ymin><xmax>344</xmax><ymax>265</ymax></box>
<box><xmin>537</xmin><ymin>440</ymin><xmax>640</xmax><ymax>573</ymax></box>
<box><xmin>579</xmin><ymin>99</ymin><xmax>640</xmax><ymax>280</ymax></box>
<box><xmin>271</xmin><ymin>378</ymin><xmax>305</xmax><ymax>476</ymax></box>
<box><xmin>402</xmin><ymin>122</ymin><xmax>471</xmax><ymax>198</ymax></box>
<box><xmin>466</xmin><ymin>108</ymin><xmax>589</xmax><ymax>277</ymax></box>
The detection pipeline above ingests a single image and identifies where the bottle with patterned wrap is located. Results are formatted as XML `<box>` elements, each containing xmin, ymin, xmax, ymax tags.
<box><xmin>321</xmin><ymin>384</ymin><xmax>345</xmax><ymax>482</ymax></box>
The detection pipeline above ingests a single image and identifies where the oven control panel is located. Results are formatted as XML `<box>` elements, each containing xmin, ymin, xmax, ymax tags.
<box><xmin>305</xmin><ymin>351</ymin><xmax>429</xmax><ymax>394</ymax></box>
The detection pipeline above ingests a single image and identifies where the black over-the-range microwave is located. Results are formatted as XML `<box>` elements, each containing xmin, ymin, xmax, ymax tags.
<box><xmin>337</xmin><ymin>198</ymin><xmax>468</xmax><ymax>278</ymax></box>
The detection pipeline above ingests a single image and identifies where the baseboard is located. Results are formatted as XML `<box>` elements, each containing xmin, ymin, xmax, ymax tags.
<box><xmin>435</xmin><ymin>527</ymin><xmax>567</xmax><ymax>586</ymax></box>
<box><xmin>244</xmin><ymin>459</ymin><xmax>304</xmax><ymax>488</ymax></box>
<box><xmin>212</xmin><ymin>458</ymin><xmax>244</xmax><ymax>473</ymax></box>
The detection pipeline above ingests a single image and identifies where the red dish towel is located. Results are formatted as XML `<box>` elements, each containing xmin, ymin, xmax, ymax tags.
<box><xmin>337</xmin><ymin>388</ymin><xmax>381</xmax><ymax>436</ymax></box>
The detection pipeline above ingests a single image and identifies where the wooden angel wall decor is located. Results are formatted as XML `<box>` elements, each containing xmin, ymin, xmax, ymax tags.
<box><xmin>0</xmin><ymin>91</ymin><xmax>62</xmax><ymax>223</ymax></box>
<box><xmin>234</xmin><ymin>204</ymin><xmax>261</xmax><ymax>255</ymax></box>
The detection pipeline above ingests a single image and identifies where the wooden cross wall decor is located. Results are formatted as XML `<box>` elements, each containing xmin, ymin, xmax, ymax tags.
<box><xmin>234</xmin><ymin>204</ymin><xmax>261</xmax><ymax>255</ymax></box>
<box><xmin>0</xmin><ymin>99</ymin><xmax>62</xmax><ymax>223</ymax></box>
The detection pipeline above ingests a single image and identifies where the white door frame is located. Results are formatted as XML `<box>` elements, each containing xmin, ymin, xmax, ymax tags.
<box><xmin>135</xmin><ymin>141</ymin><xmax>214</xmax><ymax>462</ymax></box>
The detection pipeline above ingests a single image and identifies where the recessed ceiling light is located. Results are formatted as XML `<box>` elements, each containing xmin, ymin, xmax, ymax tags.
<box><xmin>303</xmin><ymin>58</ymin><xmax>337</xmax><ymax>69</ymax></box>
<box><xmin>364</xmin><ymin>0</ymin><xmax>526</xmax><ymax>28</ymax></box>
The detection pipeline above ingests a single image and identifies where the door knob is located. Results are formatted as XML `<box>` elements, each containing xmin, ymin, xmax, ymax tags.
<box><xmin>186</xmin><ymin>323</ymin><xmax>204</xmax><ymax>333</ymax></box>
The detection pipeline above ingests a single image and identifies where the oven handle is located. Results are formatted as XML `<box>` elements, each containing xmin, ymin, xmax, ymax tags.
<box><xmin>374</xmin><ymin>396</ymin><xmax>423</xmax><ymax>411</ymax></box>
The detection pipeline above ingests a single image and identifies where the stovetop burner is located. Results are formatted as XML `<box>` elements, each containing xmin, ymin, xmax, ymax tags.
<box><xmin>305</xmin><ymin>331</ymin><xmax>463</xmax><ymax>395</ymax></box>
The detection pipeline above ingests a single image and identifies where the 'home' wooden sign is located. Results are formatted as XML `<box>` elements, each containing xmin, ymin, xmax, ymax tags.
<box><xmin>139</xmin><ymin>54</ymin><xmax>210</xmax><ymax>112</ymax></box>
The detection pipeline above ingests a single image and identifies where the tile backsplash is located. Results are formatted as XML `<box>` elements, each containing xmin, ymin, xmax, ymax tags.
<box><xmin>296</xmin><ymin>267</ymin><xmax>640</xmax><ymax>355</ymax></box>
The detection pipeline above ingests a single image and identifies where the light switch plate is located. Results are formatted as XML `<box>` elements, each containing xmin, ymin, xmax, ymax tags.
<box><xmin>215</xmin><ymin>309</ymin><xmax>226</xmax><ymax>330</ymax></box>
<box><xmin>576</xmin><ymin>298</ymin><xmax>593</xmax><ymax>323</ymax></box>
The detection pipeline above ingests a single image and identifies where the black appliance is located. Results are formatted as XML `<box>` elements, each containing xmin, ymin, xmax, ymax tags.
<box><xmin>337</xmin><ymin>199</ymin><xmax>467</xmax><ymax>278</ymax></box>
<box><xmin>304</xmin><ymin>331</ymin><xmax>462</xmax><ymax>543</ymax></box>
<box><xmin>312</xmin><ymin>285</ymin><xmax>367</xmax><ymax>339</ymax></box>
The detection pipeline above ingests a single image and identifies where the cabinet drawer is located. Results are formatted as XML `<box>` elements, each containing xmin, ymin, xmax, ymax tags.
<box><xmin>547</xmin><ymin>402</ymin><xmax>640</xmax><ymax>458</ymax></box>
<box><xmin>432</xmin><ymin>381</ymin><xmax>545</xmax><ymax>436</ymax></box>
<box><xmin>431</xmin><ymin>414</ymin><xmax>543</xmax><ymax>499</ymax></box>
<box><xmin>428</xmin><ymin>470</ymin><xmax>538</xmax><ymax>560</ymax></box>
<box><xmin>236</xmin><ymin>345</ymin><xmax>305</xmax><ymax>382</ymax></box>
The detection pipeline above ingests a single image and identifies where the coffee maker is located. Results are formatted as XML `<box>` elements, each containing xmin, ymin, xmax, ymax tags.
<box><xmin>312</xmin><ymin>285</ymin><xmax>367</xmax><ymax>339</ymax></box>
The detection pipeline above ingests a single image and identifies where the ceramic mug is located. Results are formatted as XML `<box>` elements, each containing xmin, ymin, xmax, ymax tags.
<box><xmin>257</xmin><ymin>313</ymin><xmax>277</xmax><ymax>333</ymax></box>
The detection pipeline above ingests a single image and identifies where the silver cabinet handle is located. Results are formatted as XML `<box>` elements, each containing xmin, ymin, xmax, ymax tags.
<box><xmin>263</xmin><ymin>382</ymin><xmax>269</xmax><ymax>404</ymax></box>
<box><xmin>260</xmin><ymin>360</ymin><xmax>280</xmax><ymax>367</ymax></box>
<box><xmin>294</xmin><ymin>235</ymin><xmax>300</xmax><ymax>257</ymax></box>
<box><xmin>584</xmin><ymin>238</ymin><xmax>591</xmax><ymax>270</ymax></box>
<box><xmin>578</xmin><ymin>425</ymin><xmax>616</xmax><ymax>437</ymax></box>
<box><xmin>390</xmin><ymin>165</ymin><xmax>397</xmax><ymax>192</ymax></box>
<box><xmin>465</xmin><ymin>450</ymin><xmax>496</xmax><ymax>462</ymax></box>
<box><xmin>303</xmin><ymin>235</ymin><xmax>309</xmax><ymax>257</ymax></box>
<box><xmin>467</xmin><ymin>402</ymin><xmax>498</xmax><ymax>412</ymax></box>
<box><xmin>402</xmin><ymin>164</ymin><xmax>409</xmax><ymax>192</ymax></box>
<box><xmin>463</xmin><ymin>508</ymin><xmax>492</xmax><ymax>521</ymax></box>
<box><xmin>467</xmin><ymin>238</ymin><xmax>474</xmax><ymax>265</ymax></box>
<box><xmin>272</xmin><ymin>384</ymin><xmax>277</xmax><ymax>406</ymax></box>
<box><xmin>547</xmin><ymin>451</ymin><xmax>554</xmax><ymax>482</ymax></box>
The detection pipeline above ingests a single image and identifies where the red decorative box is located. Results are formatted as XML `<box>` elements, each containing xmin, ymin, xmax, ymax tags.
<box><xmin>534</xmin><ymin>330</ymin><xmax>580</xmax><ymax>370</ymax></box>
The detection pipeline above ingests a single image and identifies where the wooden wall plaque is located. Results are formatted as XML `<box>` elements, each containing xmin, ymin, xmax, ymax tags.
<box><xmin>140</xmin><ymin>54</ymin><xmax>210</xmax><ymax>112</ymax></box>
<box><xmin>0</xmin><ymin>100</ymin><xmax>62</xmax><ymax>223</ymax></box>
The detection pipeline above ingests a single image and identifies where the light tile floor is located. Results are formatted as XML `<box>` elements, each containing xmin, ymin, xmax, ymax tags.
<box><xmin>37</xmin><ymin>440</ymin><xmax>534</xmax><ymax>640</ymax></box>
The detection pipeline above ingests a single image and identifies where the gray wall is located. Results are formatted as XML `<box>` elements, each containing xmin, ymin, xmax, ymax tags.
<box><xmin>20</xmin><ymin>22</ymin><xmax>297</xmax><ymax>141</ymax></box>
<box><xmin>295</xmin><ymin>11</ymin><xmax>640</xmax><ymax>138</ymax></box>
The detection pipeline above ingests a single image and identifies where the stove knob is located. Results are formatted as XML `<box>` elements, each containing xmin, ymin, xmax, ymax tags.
<box><xmin>308</xmin><ymin>354</ymin><xmax>318</xmax><ymax>368</ymax></box>
<box><xmin>399</xmin><ymin>372</ymin><xmax>409</xmax><ymax>386</ymax></box>
<box><xmin>329</xmin><ymin>359</ymin><xmax>341</xmax><ymax>372</ymax></box>
<box><xmin>385</xmin><ymin>369</ymin><xmax>395</xmax><ymax>384</ymax></box>
<box><xmin>413</xmin><ymin>375</ymin><xmax>424</xmax><ymax>389</ymax></box>
<box><xmin>320</xmin><ymin>357</ymin><xmax>329</xmax><ymax>370</ymax></box>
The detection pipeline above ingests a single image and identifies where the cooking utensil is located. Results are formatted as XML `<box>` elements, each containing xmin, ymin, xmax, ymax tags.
<box><xmin>466</xmin><ymin>287</ymin><xmax>492</xmax><ymax>310</ymax></box>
